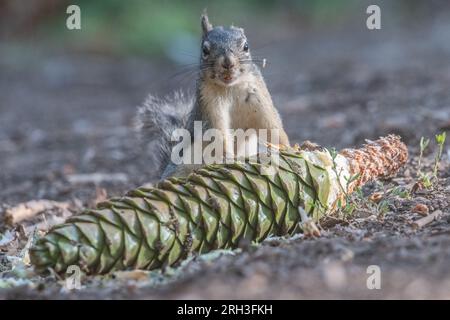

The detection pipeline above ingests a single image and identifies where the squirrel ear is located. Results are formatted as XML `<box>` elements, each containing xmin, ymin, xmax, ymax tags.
<box><xmin>201</xmin><ymin>11</ymin><xmax>213</xmax><ymax>35</ymax></box>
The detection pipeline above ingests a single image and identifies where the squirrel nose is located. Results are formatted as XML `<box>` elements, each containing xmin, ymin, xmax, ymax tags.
<box><xmin>222</xmin><ymin>56</ymin><xmax>235</xmax><ymax>70</ymax></box>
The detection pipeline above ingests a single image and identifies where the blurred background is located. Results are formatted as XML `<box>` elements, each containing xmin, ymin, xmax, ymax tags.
<box><xmin>0</xmin><ymin>0</ymin><xmax>449</xmax><ymax>201</ymax></box>
<box><xmin>1</xmin><ymin>0</ymin><xmax>447</xmax><ymax>57</ymax></box>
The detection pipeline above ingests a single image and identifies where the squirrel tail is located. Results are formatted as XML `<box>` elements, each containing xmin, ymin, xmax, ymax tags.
<box><xmin>135</xmin><ymin>91</ymin><xmax>193</xmax><ymax>176</ymax></box>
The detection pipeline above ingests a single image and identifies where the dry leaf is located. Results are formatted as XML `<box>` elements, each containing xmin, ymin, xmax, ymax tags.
<box><xmin>412</xmin><ymin>203</ymin><xmax>429</xmax><ymax>216</ymax></box>
<box><xmin>369</xmin><ymin>192</ymin><xmax>383</xmax><ymax>203</ymax></box>
<box><xmin>4</xmin><ymin>200</ymin><xmax>71</xmax><ymax>225</ymax></box>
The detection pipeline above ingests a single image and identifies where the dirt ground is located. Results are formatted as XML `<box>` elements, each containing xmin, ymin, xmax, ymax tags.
<box><xmin>1</xmin><ymin>18</ymin><xmax>450</xmax><ymax>299</ymax></box>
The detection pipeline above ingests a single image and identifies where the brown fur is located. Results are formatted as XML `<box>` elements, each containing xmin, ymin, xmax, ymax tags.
<box><xmin>199</xmin><ymin>69</ymin><xmax>290</xmax><ymax>157</ymax></box>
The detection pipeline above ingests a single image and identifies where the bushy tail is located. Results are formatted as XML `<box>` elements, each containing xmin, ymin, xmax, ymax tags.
<box><xmin>135</xmin><ymin>91</ymin><xmax>193</xmax><ymax>176</ymax></box>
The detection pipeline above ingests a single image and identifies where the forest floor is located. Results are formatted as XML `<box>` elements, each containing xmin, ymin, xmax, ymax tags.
<box><xmin>1</xmin><ymin>21</ymin><xmax>450</xmax><ymax>299</ymax></box>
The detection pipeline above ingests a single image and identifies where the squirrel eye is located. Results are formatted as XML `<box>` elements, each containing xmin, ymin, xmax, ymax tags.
<box><xmin>243</xmin><ymin>42</ymin><xmax>249</xmax><ymax>52</ymax></box>
<box><xmin>202</xmin><ymin>45</ymin><xmax>210</xmax><ymax>56</ymax></box>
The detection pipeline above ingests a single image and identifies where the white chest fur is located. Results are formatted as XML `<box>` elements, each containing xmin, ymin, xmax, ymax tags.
<box><xmin>200</xmin><ymin>76</ymin><xmax>261</xmax><ymax>130</ymax></box>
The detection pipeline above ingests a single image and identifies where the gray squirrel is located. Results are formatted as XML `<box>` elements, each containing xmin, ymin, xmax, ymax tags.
<box><xmin>136</xmin><ymin>12</ymin><xmax>289</xmax><ymax>179</ymax></box>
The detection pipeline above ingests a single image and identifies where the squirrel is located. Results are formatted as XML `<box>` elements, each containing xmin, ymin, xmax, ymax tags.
<box><xmin>136</xmin><ymin>12</ymin><xmax>290</xmax><ymax>179</ymax></box>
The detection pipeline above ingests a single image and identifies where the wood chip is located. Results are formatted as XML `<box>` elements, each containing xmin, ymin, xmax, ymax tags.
<box><xmin>412</xmin><ymin>210</ymin><xmax>443</xmax><ymax>229</ymax></box>
<box><xmin>23</xmin><ymin>215</ymin><xmax>67</xmax><ymax>234</ymax></box>
<box><xmin>4</xmin><ymin>200</ymin><xmax>71</xmax><ymax>226</ymax></box>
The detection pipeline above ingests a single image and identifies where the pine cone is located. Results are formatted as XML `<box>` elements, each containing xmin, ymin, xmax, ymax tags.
<box><xmin>29</xmin><ymin>135</ymin><xmax>407</xmax><ymax>274</ymax></box>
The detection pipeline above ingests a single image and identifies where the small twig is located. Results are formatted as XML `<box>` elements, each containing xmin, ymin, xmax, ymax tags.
<box><xmin>66</xmin><ymin>173</ymin><xmax>128</xmax><ymax>185</ymax></box>
<box><xmin>411</xmin><ymin>210</ymin><xmax>443</xmax><ymax>229</ymax></box>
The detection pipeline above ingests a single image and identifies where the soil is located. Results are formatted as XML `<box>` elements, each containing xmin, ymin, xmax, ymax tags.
<box><xmin>0</xmin><ymin>19</ymin><xmax>450</xmax><ymax>299</ymax></box>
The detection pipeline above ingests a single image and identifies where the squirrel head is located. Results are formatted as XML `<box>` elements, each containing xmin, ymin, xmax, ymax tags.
<box><xmin>200</xmin><ymin>12</ymin><xmax>254</xmax><ymax>87</ymax></box>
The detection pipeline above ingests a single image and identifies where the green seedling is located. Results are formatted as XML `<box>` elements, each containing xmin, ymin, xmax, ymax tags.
<box><xmin>417</xmin><ymin>136</ymin><xmax>430</xmax><ymax>177</ymax></box>
<box><xmin>433</xmin><ymin>132</ymin><xmax>446</xmax><ymax>181</ymax></box>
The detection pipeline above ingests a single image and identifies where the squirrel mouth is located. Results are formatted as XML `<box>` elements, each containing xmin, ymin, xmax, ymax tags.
<box><xmin>221</xmin><ymin>74</ymin><xmax>235</xmax><ymax>85</ymax></box>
